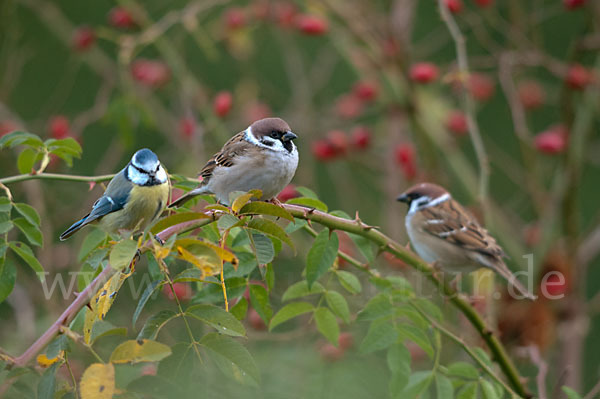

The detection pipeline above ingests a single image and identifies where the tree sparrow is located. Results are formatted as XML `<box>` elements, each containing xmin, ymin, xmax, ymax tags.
<box><xmin>170</xmin><ymin>117</ymin><xmax>298</xmax><ymax>207</ymax></box>
<box><xmin>397</xmin><ymin>182</ymin><xmax>536</xmax><ymax>300</ymax></box>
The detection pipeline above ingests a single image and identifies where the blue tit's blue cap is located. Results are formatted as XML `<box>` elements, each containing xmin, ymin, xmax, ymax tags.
<box><xmin>132</xmin><ymin>148</ymin><xmax>159</xmax><ymax>171</ymax></box>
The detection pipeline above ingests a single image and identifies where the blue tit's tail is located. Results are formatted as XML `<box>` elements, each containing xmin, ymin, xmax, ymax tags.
<box><xmin>59</xmin><ymin>216</ymin><xmax>89</xmax><ymax>241</ymax></box>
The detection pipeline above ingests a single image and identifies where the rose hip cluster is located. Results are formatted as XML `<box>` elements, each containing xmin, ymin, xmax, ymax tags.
<box><xmin>312</xmin><ymin>126</ymin><xmax>372</xmax><ymax>162</ymax></box>
<box><xmin>222</xmin><ymin>2</ymin><xmax>329</xmax><ymax>36</ymax></box>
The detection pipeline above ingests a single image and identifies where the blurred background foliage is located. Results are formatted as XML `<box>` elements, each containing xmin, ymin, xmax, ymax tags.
<box><xmin>1</xmin><ymin>0</ymin><xmax>600</xmax><ymax>397</ymax></box>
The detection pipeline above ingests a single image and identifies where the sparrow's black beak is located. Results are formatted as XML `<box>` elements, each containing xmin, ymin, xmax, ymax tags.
<box><xmin>396</xmin><ymin>193</ymin><xmax>409</xmax><ymax>203</ymax></box>
<box><xmin>282</xmin><ymin>131</ymin><xmax>298</xmax><ymax>142</ymax></box>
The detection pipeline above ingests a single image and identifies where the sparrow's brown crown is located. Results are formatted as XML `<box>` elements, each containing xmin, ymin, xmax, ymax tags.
<box><xmin>250</xmin><ymin>117</ymin><xmax>295</xmax><ymax>140</ymax></box>
<box><xmin>397</xmin><ymin>182</ymin><xmax>449</xmax><ymax>204</ymax></box>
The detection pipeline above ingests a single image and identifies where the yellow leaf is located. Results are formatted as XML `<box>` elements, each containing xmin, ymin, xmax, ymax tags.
<box><xmin>80</xmin><ymin>363</ymin><xmax>115</xmax><ymax>399</ymax></box>
<box><xmin>176</xmin><ymin>238</ymin><xmax>238</xmax><ymax>265</ymax></box>
<box><xmin>176</xmin><ymin>246</ymin><xmax>220</xmax><ymax>278</ymax></box>
<box><xmin>109</xmin><ymin>339</ymin><xmax>172</xmax><ymax>364</ymax></box>
<box><xmin>90</xmin><ymin>269</ymin><xmax>132</xmax><ymax>320</ymax></box>
<box><xmin>231</xmin><ymin>193</ymin><xmax>255</xmax><ymax>213</ymax></box>
<box><xmin>84</xmin><ymin>307</ymin><xmax>96</xmax><ymax>345</ymax></box>
<box><xmin>37</xmin><ymin>352</ymin><xmax>63</xmax><ymax>368</ymax></box>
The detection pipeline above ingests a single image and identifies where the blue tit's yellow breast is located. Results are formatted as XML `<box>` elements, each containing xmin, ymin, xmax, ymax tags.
<box><xmin>98</xmin><ymin>181</ymin><xmax>169</xmax><ymax>234</ymax></box>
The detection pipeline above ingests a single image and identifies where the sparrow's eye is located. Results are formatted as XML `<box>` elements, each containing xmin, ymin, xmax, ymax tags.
<box><xmin>270</xmin><ymin>131</ymin><xmax>279</xmax><ymax>139</ymax></box>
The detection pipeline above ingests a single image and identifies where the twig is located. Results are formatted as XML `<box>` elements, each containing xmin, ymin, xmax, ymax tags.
<box><xmin>0</xmin><ymin>173</ymin><xmax>115</xmax><ymax>185</ymax></box>
<box><xmin>524</xmin><ymin>345</ymin><xmax>548</xmax><ymax>399</ymax></box>
<box><xmin>437</xmin><ymin>0</ymin><xmax>490</xmax><ymax>215</ymax></box>
<box><xmin>583</xmin><ymin>379</ymin><xmax>600</xmax><ymax>399</ymax></box>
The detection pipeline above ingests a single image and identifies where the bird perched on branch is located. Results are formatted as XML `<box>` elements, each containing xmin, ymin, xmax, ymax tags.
<box><xmin>397</xmin><ymin>182</ymin><xmax>536</xmax><ymax>300</ymax></box>
<box><xmin>60</xmin><ymin>149</ymin><xmax>170</xmax><ymax>240</ymax></box>
<box><xmin>169</xmin><ymin>117</ymin><xmax>298</xmax><ymax>207</ymax></box>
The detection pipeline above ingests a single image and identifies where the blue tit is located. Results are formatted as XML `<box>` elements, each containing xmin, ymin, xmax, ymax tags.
<box><xmin>60</xmin><ymin>149</ymin><xmax>170</xmax><ymax>241</ymax></box>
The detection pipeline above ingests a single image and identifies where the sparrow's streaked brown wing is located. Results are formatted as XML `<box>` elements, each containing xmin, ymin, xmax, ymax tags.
<box><xmin>169</xmin><ymin>131</ymin><xmax>252</xmax><ymax>208</ymax></box>
<box><xmin>420</xmin><ymin>200</ymin><xmax>504</xmax><ymax>259</ymax></box>
<box><xmin>198</xmin><ymin>131</ymin><xmax>251</xmax><ymax>186</ymax></box>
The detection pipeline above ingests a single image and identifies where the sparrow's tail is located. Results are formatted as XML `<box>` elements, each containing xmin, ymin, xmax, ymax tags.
<box><xmin>492</xmin><ymin>261</ymin><xmax>537</xmax><ymax>301</ymax></box>
<box><xmin>168</xmin><ymin>186</ymin><xmax>210</xmax><ymax>208</ymax></box>
<box><xmin>59</xmin><ymin>216</ymin><xmax>88</xmax><ymax>241</ymax></box>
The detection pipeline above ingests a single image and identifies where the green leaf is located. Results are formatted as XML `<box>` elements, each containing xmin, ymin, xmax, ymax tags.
<box><xmin>480</xmin><ymin>379</ymin><xmax>498</xmax><ymax>399</ymax></box>
<box><xmin>294</xmin><ymin>186</ymin><xmax>319</xmax><ymax>199</ymax></box>
<box><xmin>239</xmin><ymin>202</ymin><xmax>294</xmax><ymax>222</ymax></box>
<box><xmin>360</xmin><ymin>318</ymin><xmax>398</xmax><ymax>353</ymax></box>
<box><xmin>17</xmin><ymin>148</ymin><xmax>39</xmax><ymax>174</ymax></box>
<box><xmin>400</xmin><ymin>371</ymin><xmax>433</xmax><ymax>399</ymax></box>
<box><xmin>447</xmin><ymin>362</ymin><xmax>479</xmax><ymax>379</ymax></box>
<box><xmin>336</xmin><ymin>270</ymin><xmax>362</xmax><ymax>294</ymax></box>
<box><xmin>457</xmin><ymin>382</ymin><xmax>478</xmax><ymax>399</ymax></box>
<box><xmin>314</xmin><ymin>307</ymin><xmax>339</xmax><ymax>345</ymax></box>
<box><xmin>412</xmin><ymin>298</ymin><xmax>443</xmax><ymax>322</ymax></box>
<box><xmin>357</xmin><ymin>293</ymin><xmax>393</xmax><ymax>321</ymax></box>
<box><xmin>9</xmin><ymin>241</ymin><xmax>44</xmax><ymax>279</ymax></box>
<box><xmin>0</xmin><ymin>261</ymin><xmax>16</xmax><ymax>304</ymax></box>
<box><xmin>109</xmin><ymin>239</ymin><xmax>138</xmax><ymax>271</ymax></box>
<box><xmin>269</xmin><ymin>302</ymin><xmax>314</xmax><ymax>331</ymax></box>
<box><xmin>200</xmin><ymin>332</ymin><xmax>260</xmax><ymax>384</ymax></box>
<box><xmin>325</xmin><ymin>290</ymin><xmax>350</xmax><ymax>323</ymax></box>
<box><xmin>78</xmin><ymin>228</ymin><xmax>108</xmax><ymax>261</ymax></box>
<box><xmin>0</xmin><ymin>221</ymin><xmax>13</xmax><ymax>234</ymax></box>
<box><xmin>90</xmin><ymin>320</ymin><xmax>127</xmax><ymax>345</ymax></box>
<box><xmin>305</xmin><ymin>229</ymin><xmax>338</xmax><ymax>288</ymax></box>
<box><xmin>14</xmin><ymin>203</ymin><xmax>41</xmax><ymax>227</ymax></box>
<box><xmin>286</xmin><ymin>197</ymin><xmax>328</xmax><ymax>211</ymax></box>
<box><xmin>186</xmin><ymin>304</ymin><xmax>246</xmax><ymax>337</ymax></box>
<box><xmin>387</xmin><ymin>344</ymin><xmax>411</xmax><ymax>396</ymax></box>
<box><xmin>36</xmin><ymin>363</ymin><xmax>59</xmax><ymax>399</ymax></box>
<box><xmin>285</xmin><ymin>219</ymin><xmax>308</xmax><ymax>234</ymax></box>
<box><xmin>0</xmin><ymin>197</ymin><xmax>11</xmax><ymax>212</ymax></box>
<box><xmin>137</xmin><ymin>310</ymin><xmax>178</xmax><ymax>340</ymax></box>
<box><xmin>132</xmin><ymin>280</ymin><xmax>162</xmax><ymax>326</ymax></box>
<box><xmin>265</xmin><ymin>262</ymin><xmax>275</xmax><ymax>291</ymax></box>
<box><xmin>12</xmin><ymin>218</ymin><xmax>43</xmax><ymax>247</ymax></box>
<box><xmin>397</xmin><ymin>324</ymin><xmax>434</xmax><ymax>359</ymax></box>
<box><xmin>436</xmin><ymin>374</ymin><xmax>454</xmax><ymax>399</ymax></box>
<box><xmin>562</xmin><ymin>387</ymin><xmax>583</xmax><ymax>399</ymax></box>
<box><xmin>247</xmin><ymin>218</ymin><xmax>294</xmax><ymax>249</ymax></box>
<box><xmin>473</xmin><ymin>348</ymin><xmax>493</xmax><ymax>369</ymax></box>
<box><xmin>282</xmin><ymin>280</ymin><xmax>325</xmax><ymax>302</ymax></box>
<box><xmin>110</xmin><ymin>339</ymin><xmax>172</xmax><ymax>364</ymax></box>
<box><xmin>173</xmin><ymin>267</ymin><xmax>207</xmax><ymax>283</ymax></box>
<box><xmin>230</xmin><ymin>297</ymin><xmax>248</xmax><ymax>321</ymax></box>
<box><xmin>250</xmin><ymin>232</ymin><xmax>274</xmax><ymax>264</ymax></box>
<box><xmin>249</xmin><ymin>284</ymin><xmax>272</xmax><ymax>323</ymax></box>
<box><xmin>387</xmin><ymin>343</ymin><xmax>411</xmax><ymax>375</ymax></box>
<box><xmin>46</xmin><ymin>335</ymin><xmax>69</xmax><ymax>359</ymax></box>
<box><xmin>218</xmin><ymin>214</ymin><xmax>242</xmax><ymax>232</ymax></box>
<box><xmin>46</xmin><ymin>137</ymin><xmax>82</xmax><ymax>155</ymax></box>
<box><xmin>0</xmin><ymin>131</ymin><xmax>43</xmax><ymax>149</ymax></box>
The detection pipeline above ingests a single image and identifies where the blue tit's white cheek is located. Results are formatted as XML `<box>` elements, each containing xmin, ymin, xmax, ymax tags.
<box><xmin>156</xmin><ymin>165</ymin><xmax>168</xmax><ymax>184</ymax></box>
<box><xmin>127</xmin><ymin>165</ymin><xmax>150</xmax><ymax>186</ymax></box>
